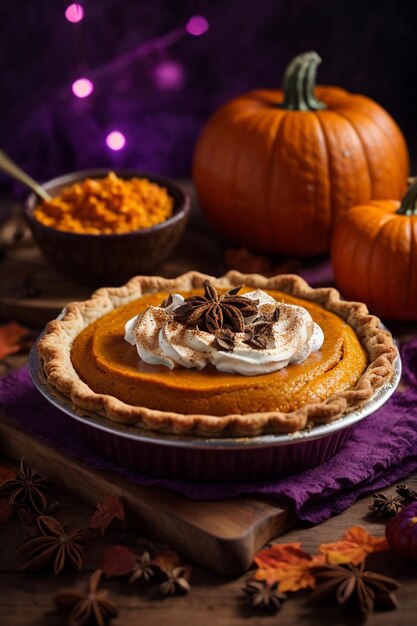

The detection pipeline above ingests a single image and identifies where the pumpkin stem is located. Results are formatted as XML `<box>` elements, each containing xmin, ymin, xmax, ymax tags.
<box><xmin>397</xmin><ymin>179</ymin><xmax>417</xmax><ymax>216</ymax></box>
<box><xmin>278</xmin><ymin>51</ymin><xmax>327</xmax><ymax>112</ymax></box>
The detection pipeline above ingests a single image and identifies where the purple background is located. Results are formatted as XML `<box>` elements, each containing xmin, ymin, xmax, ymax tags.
<box><xmin>1</xmin><ymin>0</ymin><xmax>417</xmax><ymax>193</ymax></box>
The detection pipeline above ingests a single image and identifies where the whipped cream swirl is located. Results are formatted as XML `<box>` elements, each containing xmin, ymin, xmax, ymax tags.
<box><xmin>125</xmin><ymin>289</ymin><xmax>324</xmax><ymax>376</ymax></box>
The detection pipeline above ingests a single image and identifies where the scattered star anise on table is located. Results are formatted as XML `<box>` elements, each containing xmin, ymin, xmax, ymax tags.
<box><xmin>396</xmin><ymin>484</ymin><xmax>417</xmax><ymax>505</ymax></box>
<box><xmin>309</xmin><ymin>562</ymin><xmax>400</xmax><ymax>615</ymax></box>
<box><xmin>19</xmin><ymin>514</ymin><xmax>90</xmax><ymax>575</ymax></box>
<box><xmin>369</xmin><ymin>492</ymin><xmax>403</xmax><ymax>518</ymax></box>
<box><xmin>173</xmin><ymin>280</ymin><xmax>258</xmax><ymax>333</ymax></box>
<box><xmin>128</xmin><ymin>551</ymin><xmax>154</xmax><ymax>584</ymax></box>
<box><xmin>159</xmin><ymin>566</ymin><xmax>191</xmax><ymax>596</ymax></box>
<box><xmin>54</xmin><ymin>569</ymin><xmax>118</xmax><ymax>626</ymax></box>
<box><xmin>0</xmin><ymin>458</ymin><xmax>55</xmax><ymax>513</ymax></box>
<box><xmin>244</xmin><ymin>581</ymin><xmax>287</xmax><ymax>613</ymax></box>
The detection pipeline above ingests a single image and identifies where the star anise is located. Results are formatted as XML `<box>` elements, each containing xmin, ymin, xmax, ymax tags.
<box><xmin>0</xmin><ymin>458</ymin><xmax>55</xmax><ymax>513</ymax></box>
<box><xmin>309</xmin><ymin>562</ymin><xmax>400</xmax><ymax>615</ymax></box>
<box><xmin>19</xmin><ymin>514</ymin><xmax>89</xmax><ymax>575</ymax></box>
<box><xmin>55</xmin><ymin>569</ymin><xmax>118</xmax><ymax>626</ymax></box>
<box><xmin>244</xmin><ymin>321</ymin><xmax>273</xmax><ymax>350</ymax></box>
<box><xmin>173</xmin><ymin>280</ymin><xmax>258</xmax><ymax>333</ymax></box>
<box><xmin>214</xmin><ymin>327</ymin><xmax>236</xmax><ymax>351</ymax></box>
<box><xmin>369</xmin><ymin>492</ymin><xmax>403</xmax><ymax>518</ymax></box>
<box><xmin>244</xmin><ymin>581</ymin><xmax>287</xmax><ymax>613</ymax></box>
<box><xmin>160</xmin><ymin>293</ymin><xmax>173</xmax><ymax>308</ymax></box>
<box><xmin>396</xmin><ymin>484</ymin><xmax>417</xmax><ymax>505</ymax></box>
<box><xmin>129</xmin><ymin>551</ymin><xmax>154</xmax><ymax>583</ymax></box>
<box><xmin>159</xmin><ymin>566</ymin><xmax>191</xmax><ymax>596</ymax></box>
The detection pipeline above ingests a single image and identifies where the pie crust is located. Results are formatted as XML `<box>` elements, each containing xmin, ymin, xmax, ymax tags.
<box><xmin>38</xmin><ymin>271</ymin><xmax>398</xmax><ymax>437</ymax></box>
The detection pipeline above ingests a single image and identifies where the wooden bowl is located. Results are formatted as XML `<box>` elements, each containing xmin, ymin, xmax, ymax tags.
<box><xmin>24</xmin><ymin>169</ymin><xmax>190</xmax><ymax>286</ymax></box>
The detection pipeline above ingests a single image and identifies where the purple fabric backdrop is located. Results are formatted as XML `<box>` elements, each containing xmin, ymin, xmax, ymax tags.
<box><xmin>1</xmin><ymin>0</ymin><xmax>416</xmax><ymax>193</ymax></box>
<box><xmin>0</xmin><ymin>336</ymin><xmax>416</xmax><ymax>524</ymax></box>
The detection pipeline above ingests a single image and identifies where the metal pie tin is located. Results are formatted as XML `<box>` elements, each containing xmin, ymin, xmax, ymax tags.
<box><xmin>29</xmin><ymin>342</ymin><xmax>401</xmax><ymax>482</ymax></box>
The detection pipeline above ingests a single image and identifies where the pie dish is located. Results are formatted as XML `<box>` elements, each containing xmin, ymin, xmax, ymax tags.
<box><xmin>37</xmin><ymin>271</ymin><xmax>398</xmax><ymax>438</ymax></box>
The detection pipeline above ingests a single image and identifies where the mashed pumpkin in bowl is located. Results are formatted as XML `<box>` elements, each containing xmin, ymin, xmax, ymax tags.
<box><xmin>24</xmin><ymin>168</ymin><xmax>190</xmax><ymax>284</ymax></box>
<box><xmin>33</xmin><ymin>172</ymin><xmax>174</xmax><ymax>235</ymax></box>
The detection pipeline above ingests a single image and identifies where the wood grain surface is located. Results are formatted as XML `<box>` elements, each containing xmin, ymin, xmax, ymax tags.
<box><xmin>0</xmin><ymin>448</ymin><xmax>416</xmax><ymax>626</ymax></box>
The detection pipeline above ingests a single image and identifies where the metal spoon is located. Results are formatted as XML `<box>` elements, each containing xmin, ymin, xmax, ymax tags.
<box><xmin>0</xmin><ymin>149</ymin><xmax>51</xmax><ymax>201</ymax></box>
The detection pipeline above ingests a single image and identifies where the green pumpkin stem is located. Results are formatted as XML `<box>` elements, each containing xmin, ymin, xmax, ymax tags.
<box><xmin>278</xmin><ymin>51</ymin><xmax>327</xmax><ymax>112</ymax></box>
<box><xmin>397</xmin><ymin>179</ymin><xmax>417</xmax><ymax>216</ymax></box>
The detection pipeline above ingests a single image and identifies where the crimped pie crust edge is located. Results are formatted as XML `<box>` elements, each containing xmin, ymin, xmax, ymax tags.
<box><xmin>37</xmin><ymin>271</ymin><xmax>398</xmax><ymax>437</ymax></box>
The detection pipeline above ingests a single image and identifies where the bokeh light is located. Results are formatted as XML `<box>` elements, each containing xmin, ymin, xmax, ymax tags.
<box><xmin>72</xmin><ymin>77</ymin><xmax>94</xmax><ymax>98</ymax></box>
<box><xmin>186</xmin><ymin>15</ymin><xmax>209</xmax><ymax>36</ymax></box>
<box><xmin>154</xmin><ymin>60</ymin><xmax>185</xmax><ymax>90</ymax></box>
<box><xmin>65</xmin><ymin>3</ymin><xmax>84</xmax><ymax>23</ymax></box>
<box><xmin>105</xmin><ymin>131</ymin><xmax>126</xmax><ymax>151</ymax></box>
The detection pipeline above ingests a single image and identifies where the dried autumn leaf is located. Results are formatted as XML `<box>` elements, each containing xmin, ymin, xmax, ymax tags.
<box><xmin>0</xmin><ymin>322</ymin><xmax>31</xmax><ymax>360</ymax></box>
<box><xmin>0</xmin><ymin>499</ymin><xmax>12</xmax><ymax>523</ymax></box>
<box><xmin>319</xmin><ymin>525</ymin><xmax>389</xmax><ymax>565</ymax></box>
<box><xmin>344</xmin><ymin>525</ymin><xmax>389</xmax><ymax>553</ymax></box>
<box><xmin>89</xmin><ymin>495</ymin><xmax>126</xmax><ymax>535</ymax></box>
<box><xmin>101</xmin><ymin>545</ymin><xmax>137</xmax><ymax>577</ymax></box>
<box><xmin>152</xmin><ymin>549</ymin><xmax>182</xmax><ymax>575</ymax></box>
<box><xmin>225</xmin><ymin>247</ymin><xmax>273</xmax><ymax>275</ymax></box>
<box><xmin>0</xmin><ymin>467</ymin><xmax>16</xmax><ymax>485</ymax></box>
<box><xmin>256</xmin><ymin>563</ymin><xmax>316</xmax><ymax>593</ymax></box>
<box><xmin>254</xmin><ymin>543</ymin><xmax>312</xmax><ymax>569</ymax></box>
<box><xmin>254</xmin><ymin>548</ymin><xmax>325</xmax><ymax>591</ymax></box>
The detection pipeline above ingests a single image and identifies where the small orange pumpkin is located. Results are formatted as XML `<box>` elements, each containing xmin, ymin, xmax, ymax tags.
<box><xmin>331</xmin><ymin>180</ymin><xmax>417</xmax><ymax>320</ymax></box>
<box><xmin>193</xmin><ymin>51</ymin><xmax>409</xmax><ymax>257</ymax></box>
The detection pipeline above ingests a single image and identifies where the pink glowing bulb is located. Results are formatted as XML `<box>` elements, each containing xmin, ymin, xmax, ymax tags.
<box><xmin>72</xmin><ymin>78</ymin><xmax>94</xmax><ymax>98</ymax></box>
<box><xmin>105</xmin><ymin>131</ymin><xmax>126</xmax><ymax>151</ymax></box>
<box><xmin>154</xmin><ymin>60</ymin><xmax>185</xmax><ymax>90</ymax></box>
<box><xmin>65</xmin><ymin>3</ymin><xmax>84</xmax><ymax>23</ymax></box>
<box><xmin>186</xmin><ymin>15</ymin><xmax>209</xmax><ymax>36</ymax></box>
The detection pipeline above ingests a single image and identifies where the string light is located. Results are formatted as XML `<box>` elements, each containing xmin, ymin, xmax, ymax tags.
<box><xmin>72</xmin><ymin>78</ymin><xmax>94</xmax><ymax>98</ymax></box>
<box><xmin>105</xmin><ymin>131</ymin><xmax>126</xmax><ymax>151</ymax></box>
<box><xmin>186</xmin><ymin>15</ymin><xmax>209</xmax><ymax>36</ymax></box>
<box><xmin>67</xmin><ymin>12</ymin><xmax>208</xmax><ymax>149</ymax></box>
<box><xmin>65</xmin><ymin>3</ymin><xmax>84</xmax><ymax>23</ymax></box>
<box><xmin>153</xmin><ymin>60</ymin><xmax>185</xmax><ymax>90</ymax></box>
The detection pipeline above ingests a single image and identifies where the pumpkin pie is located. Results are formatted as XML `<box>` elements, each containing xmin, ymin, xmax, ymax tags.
<box><xmin>38</xmin><ymin>271</ymin><xmax>397</xmax><ymax>436</ymax></box>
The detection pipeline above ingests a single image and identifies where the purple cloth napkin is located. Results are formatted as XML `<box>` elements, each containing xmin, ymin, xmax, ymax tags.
<box><xmin>1</xmin><ymin>339</ymin><xmax>417</xmax><ymax>524</ymax></box>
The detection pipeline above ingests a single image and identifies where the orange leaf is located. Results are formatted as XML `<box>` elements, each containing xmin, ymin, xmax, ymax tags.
<box><xmin>254</xmin><ymin>543</ymin><xmax>312</xmax><ymax>569</ymax></box>
<box><xmin>0</xmin><ymin>467</ymin><xmax>16</xmax><ymax>485</ymax></box>
<box><xmin>344</xmin><ymin>525</ymin><xmax>389</xmax><ymax>553</ymax></box>
<box><xmin>319</xmin><ymin>526</ymin><xmax>389</xmax><ymax>565</ymax></box>
<box><xmin>89</xmin><ymin>495</ymin><xmax>126</xmax><ymax>535</ymax></box>
<box><xmin>255</xmin><ymin>554</ymin><xmax>326</xmax><ymax>592</ymax></box>
<box><xmin>253</xmin><ymin>544</ymin><xmax>325</xmax><ymax>591</ymax></box>
<box><xmin>151</xmin><ymin>549</ymin><xmax>182</xmax><ymax>574</ymax></box>
<box><xmin>0</xmin><ymin>322</ymin><xmax>30</xmax><ymax>360</ymax></box>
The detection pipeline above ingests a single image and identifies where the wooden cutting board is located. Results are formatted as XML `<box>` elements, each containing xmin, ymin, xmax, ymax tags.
<box><xmin>0</xmin><ymin>410</ymin><xmax>296</xmax><ymax>576</ymax></box>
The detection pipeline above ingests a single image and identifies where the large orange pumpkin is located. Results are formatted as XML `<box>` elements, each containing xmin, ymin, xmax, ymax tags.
<box><xmin>193</xmin><ymin>51</ymin><xmax>409</xmax><ymax>257</ymax></box>
<box><xmin>331</xmin><ymin>180</ymin><xmax>417</xmax><ymax>320</ymax></box>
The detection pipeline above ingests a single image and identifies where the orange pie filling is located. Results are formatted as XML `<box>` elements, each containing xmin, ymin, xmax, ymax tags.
<box><xmin>71</xmin><ymin>288</ymin><xmax>367</xmax><ymax>417</ymax></box>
